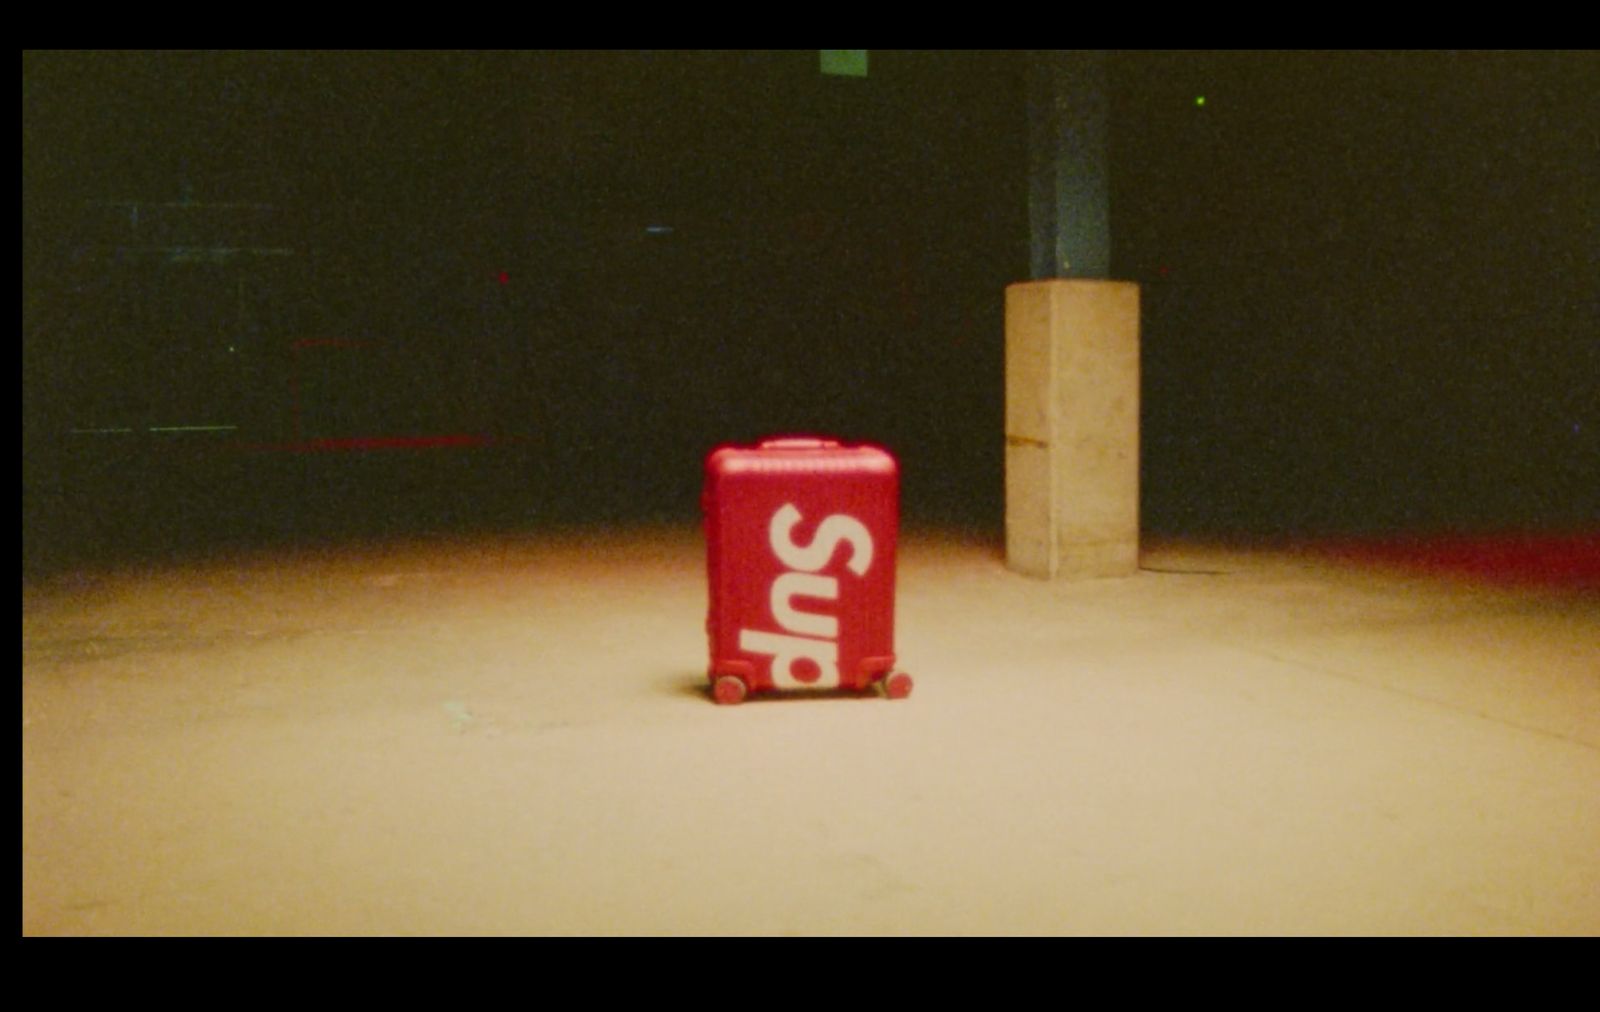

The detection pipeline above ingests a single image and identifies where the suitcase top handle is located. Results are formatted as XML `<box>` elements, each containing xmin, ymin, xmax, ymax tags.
<box><xmin>758</xmin><ymin>437</ymin><xmax>842</xmax><ymax>450</ymax></box>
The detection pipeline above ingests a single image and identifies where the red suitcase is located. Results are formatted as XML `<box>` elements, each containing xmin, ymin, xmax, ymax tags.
<box><xmin>702</xmin><ymin>436</ymin><xmax>913</xmax><ymax>705</ymax></box>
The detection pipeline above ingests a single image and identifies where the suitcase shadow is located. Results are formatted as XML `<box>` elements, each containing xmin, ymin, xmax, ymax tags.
<box><xmin>672</xmin><ymin>673</ymin><xmax>716</xmax><ymax>701</ymax></box>
<box><xmin>670</xmin><ymin>672</ymin><xmax>886</xmax><ymax>703</ymax></box>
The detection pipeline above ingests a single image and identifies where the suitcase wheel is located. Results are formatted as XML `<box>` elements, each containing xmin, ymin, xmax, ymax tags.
<box><xmin>884</xmin><ymin>672</ymin><xmax>913</xmax><ymax>700</ymax></box>
<box><xmin>713</xmin><ymin>675</ymin><xmax>748</xmax><ymax>706</ymax></box>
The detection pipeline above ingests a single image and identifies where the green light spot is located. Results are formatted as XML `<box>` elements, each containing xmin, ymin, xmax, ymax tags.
<box><xmin>1195</xmin><ymin>95</ymin><xmax>1206</xmax><ymax>107</ymax></box>
<box><xmin>820</xmin><ymin>50</ymin><xmax>868</xmax><ymax>78</ymax></box>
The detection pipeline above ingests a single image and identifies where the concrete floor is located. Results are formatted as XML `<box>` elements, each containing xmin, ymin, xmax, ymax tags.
<box><xmin>21</xmin><ymin>526</ymin><xmax>1600</xmax><ymax>935</ymax></box>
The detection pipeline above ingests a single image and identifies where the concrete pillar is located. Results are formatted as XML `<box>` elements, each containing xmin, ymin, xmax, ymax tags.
<box><xmin>1005</xmin><ymin>279</ymin><xmax>1140</xmax><ymax>578</ymax></box>
<box><xmin>1027</xmin><ymin>51</ymin><xmax>1109</xmax><ymax>280</ymax></box>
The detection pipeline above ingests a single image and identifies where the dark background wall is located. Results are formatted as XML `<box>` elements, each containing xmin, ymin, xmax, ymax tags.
<box><xmin>1115</xmin><ymin>51</ymin><xmax>1596</xmax><ymax>536</ymax></box>
<box><xmin>21</xmin><ymin>51</ymin><xmax>1598</xmax><ymax>571</ymax></box>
